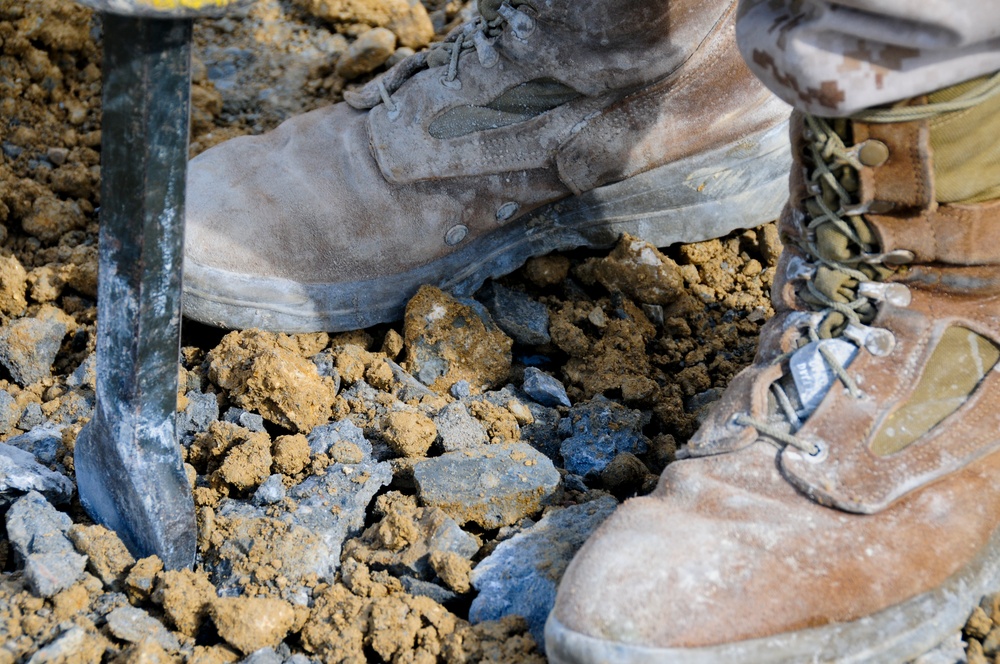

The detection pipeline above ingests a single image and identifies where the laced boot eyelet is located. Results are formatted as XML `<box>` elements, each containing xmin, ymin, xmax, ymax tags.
<box><xmin>843</xmin><ymin>323</ymin><xmax>896</xmax><ymax>357</ymax></box>
<box><xmin>440</xmin><ymin>76</ymin><xmax>463</xmax><ymax>90</ymax></box>
<box><xmin>497</xmin><ymin>2</ymin><xmax>536</xmax><ymax>40</ymax></box>
<box><xmin>857</xmin><ymin>281</ymin><xmax>912</xmax><ymax>308</ymax></box>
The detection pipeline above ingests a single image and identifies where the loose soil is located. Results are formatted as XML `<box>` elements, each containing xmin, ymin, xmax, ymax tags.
<box><xmin>0</xmin><ymin>1</ymin><xmax>990</xmax><ymax>662</ymax></box>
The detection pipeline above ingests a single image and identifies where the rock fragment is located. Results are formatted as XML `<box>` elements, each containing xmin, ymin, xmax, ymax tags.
<box><xmin>469</xmin><ymin>496</ymin><xmax>618</xmax><ymax>648</ymax></box>
<box><xmin>207</xmin><ymin>330</ymin><xmax>336</xmax><ymax>433</ymax></box>
<box><xmin>252</xmin><ymin>474</ymin><xmax>286</xmax><ymax>506</ymax></box>
<box><xmin>6</xmin><ymin>425</ymin><xmax>62</xmax><ymax>464</ymax></box>
<box><xmin>306</xmin><ymin>419</ymin><xmax>370</xmax><ymax>457</ymax></box>
<box><xmin>0</xmin><ymin>305</ymin><xmax>71</xmax><ymax>386</ymax></box>
<box><xmin>335</xmin><ymin>27</ymin><xmax>396</xmax><ymax>79</ymax></box>
<box><xmin>0</xmin><ymin>253</ymin><xmax>28</xmax><ymax>316</ymax></box>
<box><xmin>403</xmin><ymin>285</ymin><xmax>512</xmax><ymax>395</ymax></box>
<box><xmin>558</xmin><ymin>396</ymin><xmax>650</xmax><ymax>477</ymax></box>
<box><xmin>433</xmin><ymin>401</ymin><xmax>489</xmax><ymax>451</ymax></box>
<box><xmin>178</xmin><ymin>390</ymin><xmax>219</xmax><ymax>438</ymax></box>
<box><xmin>210</xmin><ymin>596</ymin><xmax>296</xmax><ymax>655</ymax></box>
<box><xmin>575</xmin><ymin>234</ymin><xmax>685</xmax><ymax>306</ymax></box>
<box><xmin>106</xmin><ymin>605</ymin><xmax>181</xmax><ymax>652</ymax></box>
<box><xmin>5</xmin><ymin>491</ymin><xmax>87</xmax><ymax>597</ymax></box>
<box><xmin>0</xmin><ymin>442</ymin><xmax>73</xmax><ymax>508</ymax></box>
<box><xmin>298</xmin><ymin>0</ymin><xmax>434</xmax><ymax>48</ymax></box>
<box><xmin>479</xmin><ymin>283</ymin><xmax>551</xmax><ymax>346</ymax></box>
<box><xmin>151</xmin><ymin>569</ymin><xmax>216</xmax><ymax>637</ymax></box>
<box><xmin>67</xmin><ymin>524</ymin><xmax>135</xmax><ymax>590</ymax></box>
<box><xmin>414</xmin><ymin>444</ymin><xmax>559</xmax><ymax>529</ymax></box>
<box><xmin>382</xmin><ymin>411</ymin><xmax>436</xmax><ymax>458</ymax></box>
<box><xmin>522</xmin><ymin>368</ymin><xmax>571</xmax><ymax>408</ymax></box>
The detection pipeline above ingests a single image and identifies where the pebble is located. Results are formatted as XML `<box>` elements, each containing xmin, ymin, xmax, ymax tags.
<box><xmin>307</xmin><ymin>419</ymin><xmax>371</xmax><ymax>457</ymax></box>
<box><xmin>522</xmin><ymin>368</ymin><xmax>571</xmax><ymax>408</ymax></box>
<box><xmin>178</xmin><ymin>390</ymin><xmax>220</xmax><ymax>437</ymax></box>
<box><xmin>6</xmin><ymin>425</ymin><xmax>62</xmax><ymax>464</ymax></box>
<box><xmin>479</xmin><ymin>283</ymin><xmax>551</xmax><ymax>346</ymax></box>
<box><xmin>433</xmin><ymin>401</ymin><xmax>489</xmax><ymax>451</ymax></box>
<box><xmin>469</xmin><ymin>496</ymin><xmax>618</xmax><ymax>650</ymax></box>
<box><xmin>106</xmin><ymin>605</ymin><xmax>181</xmax><ymax>652</ymax></box>
<box><xmin>6</xmin><ymin>491</ymin><xmax>87</xmax><ymax>597</ymax></box>
<box><xmin>400</xmin><ymin>575</ymin><xmax>457</xmax><ymax>605</ymax></box>
<box><xmin>335</xmin><ymin>27</ymin><xmax>397</xmax><ymax>80</ymax></box>
<box><xmin>0</xmin><ymin>389</ymin><xmax>19</xmax><ymax>434</ymax></box>
<box><xmin>17</xmin><ymin>402</ymin><xmax>44</xmax><ymax>430</ymax></box>
<box><xmin>449</xmin><ymin>380</ymin><xmax>472</xmax><ymax>399</ymax></box>
<box><xmin>413</xmin><ymin>443</ymin><xmax>560</xmax><ymax>529</ymax></box>
<box><xmin>0</xmin><ymin>443</ymin><xmax>73</xmax><ymax>508</ymax></box>
<box><xmin>252</xmin><ymin>474</ymin><xmax>287</xmax><ymax>506</ymax></box>
<box><xmin>0</xmin><ymin>307</ymin><xmax>70</xmax><ymax>386</ymax></box>
<box><xmin>223</xmin><ymin>407</ymin><xmax>266</xmax><ymax>433</ymax></box>
<box><xmin>558</xmin><ymin>396</ymin><xmax>650</xmax><ymax>477</ymax></box>
<box><xmin>242</xmin><ymin>647</ymin><xmax>284</xmax><ymax>664</ymax></box>
<box><xmin>65</xmin><ymin>353</ymin><xmax>96</xmax><ymax>389</ymax></box>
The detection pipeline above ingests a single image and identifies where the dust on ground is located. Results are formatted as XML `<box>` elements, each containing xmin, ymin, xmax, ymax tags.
<box><xmin>0</xmin><ymin>1</ymin><xmax>983</xmax><ymax>663</ymax></box>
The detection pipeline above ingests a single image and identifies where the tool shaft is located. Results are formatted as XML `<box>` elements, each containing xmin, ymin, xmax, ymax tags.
<box><xmin>75</xmin><ymin>14</ymin><xmax>196</xmax><ymax>569</ymax></box>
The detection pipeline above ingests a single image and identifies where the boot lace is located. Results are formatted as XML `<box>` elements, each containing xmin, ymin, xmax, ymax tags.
<box><xmin>735</xmin><ymin>114</ymin><xmax>911</xmax><ymax>456</ymax></box>
<box><xmin>346</xmin><ymin>0</ymin><xmax>536</xmax><ymax>117</ymax></box>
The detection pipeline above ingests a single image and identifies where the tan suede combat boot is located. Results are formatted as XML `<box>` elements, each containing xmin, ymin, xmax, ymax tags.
<box><xmin>547</xmin><ymin>77</ymin><xmax>1000</xmax><ymax>663</ymax></box>
<box><xmin>183</xmin><ymin>0</ymin><xmax>790</xmax><ymax>332</ymax></box>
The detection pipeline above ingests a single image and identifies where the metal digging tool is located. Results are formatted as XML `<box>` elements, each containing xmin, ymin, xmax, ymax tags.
<box><xmin>73</xmin><ymin>0</ymin><xmax>250</xmax><ymax>570</ymax></box>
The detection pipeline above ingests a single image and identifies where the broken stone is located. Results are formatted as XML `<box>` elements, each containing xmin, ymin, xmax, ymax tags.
<box><xmin>6</xmin><ymin>491</ymin><xmax>87</xmax><ymax>597</ymax></box>
<box><xmin>478</xmin><ymin>282</ymin><xmax>551</xmax><ymax>347</ymax></box>
<box><xmin>403</xmin><ymin>285</ymin><xmax>512</xmax><ymax>395</ymax></box>
<box><xmin>334</xmin><ymin>26</ymin><xmax>396</xmax><ymax>79</ymax></box>
<box><xmin>178</xmin><ymin>390</ymin><xmax>220</xmax><ymax>438</ymax></box>
<box><xmin>5</xmin><ymin>425</ymin><xmax>62</xmax><ymax>464</ymax></box>
<box><xmin>0</xmin><ymin>443</ymin><xmax>73</xmax><ymax>508</ymax></box>
<box><xmin>223</xmin><ymin>407</ymin><xmax>266</xmax><ymax>433</ymax></box>
<box><xmin>382</xmin><ymin>411</ymin><xmax>436</xmax><ymax>458</ymax></box>
<box><xmin>106</xmin><ymin>605</ymin><xmax>181</xmax><ymax>652</ymax></box>
<box><xmin>575</xmin><ymin>234</ymin><xmax>685</xmax><ymax>306</ymax></box>
<box><xmin>469</xmin><ymin>496</ymin><xmax>618</xmax><ymax>648</ymax></box>
<box><xmin>252</xmin><ymin>474</ymin><xmax>286</xmax><ymax>506</ymax></box>
<box><xmin>400</xmin><ymin>576</ymin><xmax>457</xmax><ymax>605</ymax></box>
<box><xmin>558</xmin><ymin>396</ymin><xmax>650</xmax><ymax>477</ymax></box>
<box><xmin>433</xmin><ymin>401</ymin><xmax>489</xmax><ymax>452</ymax></box>
<box><xmin>0</xmin><ymin>306</ymin><xmax>70</xmax><ymax>386</ymax></box>
<box><xmin>521</xmin><ymin>368</ymin><xmax>571</xmax><ymax>408</ymax></box>
<box><xmin>17</xmin><ymin>401</ymin><xmax>44</xmax><ymax>430</ymax></box>
<box><xmin>210</xmin><ymin>596</ymin><xmax>296</xmax><ymax>656</ymax></box>
<box><xmin>0</xmin><ymin>254</ymin><xmax>28</xmax><ymax>317</ymax></box>
<box><xmin>414</xmin><ymin>444</ymin><xmax>559</xmax><ymax>529</ymax></box>
<box><xmin>306</xmin><ymin>419</ymin><xmax>371</xmax><ymax>457</ymax></box>
<box><xmin>0</xmin><ymin>389</ymin><xmax>19</xmax><ymax>434</ymax></box>
<box><xmin>67</xmin><ymin>524</ymin><xmax>135</xmax><ymax>590</ymax></box>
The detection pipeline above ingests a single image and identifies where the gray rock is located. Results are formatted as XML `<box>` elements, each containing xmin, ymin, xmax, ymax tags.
<box><xmin>310</xmin><ymin>350</ymin><xmax>342</xmax><ymax>394</ymax></box>
<box><xmin>106</xmin><ymin>605</ymin><xmax>180</xmax><ymax>652</ymax></box>
<box><xmin>17</xmin><ymin>402</ymin><xmax>44</xmax><ymax>431</ymax></box>
<box><xmin>6</xmin><ymin>425</ymin><xmax>62</xmax><ymax>464</ymax></box>
<box><xmin>284</xmin><ymin>656</ymin><xmax>317</xmax><ymax>664</ymax></box>
<box><xmin>223</xmin><ymin>407</ymin><xmax>266</xmax><ymax>433</ymax></box>
<box><xmin>307</xmin><ymin>419</ymin><xmax>371</xmax><ymax>457</ymax></box>
<box><xmin>479</xmin><ymin>283</ymin><xmax>551</xmax><ymax>346</ymax></box>
<box><xmin>0</xmin><ymin>389</ymin><xmax>19</xmax><ymax>434</ymax></box>
<box><xmin>469</xmin><ymin>496</ymin><xmax>618</xmax><ymax>650</ymax></box>
<box><xmin>414</xmin><ymin>443</ymin><xmax>560</xmax><ymax>529</ymax></box>
<box><xmin>558</xmin><ymin>396</ymin><xmax>650</xmax><ymax>477</ymax></box>
<box><xmin>449</xmin><ymin>380</ymin><xmax>472</xmax><ymax>399</ymax></box>
<box><xmin>642</xmin><ymin>303</ymin><xmax>665</xmax><ymax>327</ymax></box>
<box><xmin>388</xmin><ymin>359</ymin><xmax>435</xmax><ymax>402</ymax></box>
<box><xmin>241</xmin><ymin>647</ymin><xmax>283</xmax><ymax>664</ymax></box>
<box><xmin>178</xmin><ymin>390</ymin><xmax>219</xmax><ymax>437</ymax></box>
<box><xmin>66</xmin><ymin>353</ymin><xmax>96</xmax><ymax>389</ymax></box>
<box><xmin>433</xmin><ymin>401</ymin><xmax>488</xmax><ymax>452</ymax></box>
<box><xmin>519</xmin><ymin>400</ymin><xmax>562</xmax><ymax>461</ymax></box>
<box><xmin>913</xmin><ymin>633</ymin><xmax>965</xmax><ymax>664</ymax></box>
<box><xmin>6</xmin><ymin>491</ymin><xmax>86</xmax><ymax>597</ymax></box>
<box><xmin>252</xmin><ymin>474</ymin><xmax>286</xmax><ymax>506</ymax></box>
<box><xmin>0</xmin><ymin>443</ymin><xmax>73</xmax><ymax>508</ymax></box>
<box><xmin>401</xmin><ymin>575</ymin><xmax>457</xmax><ymax>605</ymax></box>
<box><xmin>0</xmin><ymin>313</ymin><xmax>69</xmax><ymax>386</ymax></box>
<box><xmin>26</xmin><ymin>626</ymin><xmax>92</xmax><ymax>663</ymax></box>
<box><xmin>522</xmin><ymin>368</ymin><xmax>571</xmax><ymax>408</ymax></box>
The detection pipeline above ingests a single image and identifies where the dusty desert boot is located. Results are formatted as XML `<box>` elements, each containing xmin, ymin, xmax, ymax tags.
<box><xmin>546</xmin><ymin>80</ymin><xmax>1000</xmax><ymax>663</ymax></box>
<box><xmin>183</xmin><ymin>0</ymin><xmax>791</xmax><ymax>332</ymax></box>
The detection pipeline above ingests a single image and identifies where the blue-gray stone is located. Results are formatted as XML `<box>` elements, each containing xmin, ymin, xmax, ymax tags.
<box><xmin>414</xmin><ymin>444</ymin><xmax>560</xmax><ymax>529</ymax></box>
<box><xmin>241</xmin><ymin>647</ymin><xmax>283</xmax><ymax>664</ymax></box>
<box><xmin>310</xmin><ymin>350</ymin><xmax>342</xmax><ymax>393</ymax></box>
<box><xmin>106</xmin><ymin>605</ymin><xmax>180</xmax><ymax>651</ymax></box>
<box><xmin>6</xmin><ymin>491</ymin><xmax>87</xmax><ymax>597</ymax></box>
<box><xmin>0</xmin><ymin>443</ymin><xmax>73</xmax><ymax>508</ymax></box>
<box><xmin>522</xmin><ymin>368</ymin><xmax>571</xmax><ymax>408</ymax></box>
<box><xmin>401</xmin><ymin>575</ymin><xmax>457</xmax><ymax>605</ymax></box>
<box><xmin>223</xmin><ymin>407</ymin><xmax>266</xmax><ymax>433</ymax></box>
<box><xmin>387</xmin><ymin>359</ymin><xmax>435</xmax><ymax>401</ymax></box>
<box><xmin>6</xmin><ymin>425</ymin><xmax>62</xmax><ymax>465</ymax></box>
<box><xmin>0</xmin><ymin>389</ymin><xmax>19</xmax><ymax>434</ymax></box>
<box><xmin>17</xmin><ymin>402</ymin><xmax>44</xmax><ymax>431</ymax></box>
<box><xmin>479</xmin><ymin>283</ymin><xmax>551</xmax><ymax>347</ymax></box>
<box><xmin>307</xmin><ymin>419</ymin><xmax>371</xmax><ymax>457</ymax></box>
<box><xmin>178</xmin><ymin>390</ymin><xmax>219</xmax><ymax>437</ymax></box>
<box><xmin>469</xmin><ymin>496</ymin><xmax>618</xmax><ymax>650</ymax></box>
<box><xmin>0</xmin><ymin>313</ymin><xmax>68</xmax><ymax>386</ymax></box>
<box><xmin>66</xmin><ymin>353</ymin><xmax>96</xmax><ymax>389</ymax></box>
<box><xmin>252</xmin><ymin>474</ymin><xmax>286</xmax><ymax>506</ymax></box>
<box><xmin>433</xmin><ymin>401</ymin><xmax>488</xmax><ymax>452</ymax></box>
<box><xmin>449</xmin><ymin>380</ymin><xmax>472</xmax><ymax>399</ymax></box>
<box><xmin>558</xmin><ymin>396</ymin><xmax>650</xmax><ymax>477</ymax></box>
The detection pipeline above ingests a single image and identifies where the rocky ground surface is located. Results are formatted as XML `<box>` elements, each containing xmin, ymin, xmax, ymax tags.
<box><xmin>0</xmin><ymin>1</ymin><xmax>992</xmax><ymax>663</ymax></box>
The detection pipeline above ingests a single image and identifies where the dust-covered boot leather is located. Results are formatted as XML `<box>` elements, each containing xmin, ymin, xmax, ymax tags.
<box><xmin>183</xmin><ymin>0</ymin><xmax>790</xmax><ymax>332</ymax></box>
<box><xmin>547</xmin><ymin>82</ymin><xmax>1000</xmax><ymax>663</ymax></box>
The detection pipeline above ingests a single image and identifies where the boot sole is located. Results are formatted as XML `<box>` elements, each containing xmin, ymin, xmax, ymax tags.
<box><xmin>544</xmin><ymin>519</ymin><xmax>1000</xmax><ymax>664</ymax></box>
<box><xmin>184</xmin><ymin>121</ymin><xmax>791</xmax><ymax>332</ymax></box>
